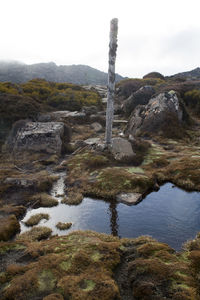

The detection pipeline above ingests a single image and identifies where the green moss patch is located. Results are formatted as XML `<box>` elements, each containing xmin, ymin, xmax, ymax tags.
<box><xmin>38</xmin><ymin>270</ymin><xmax>57</xmax><ymax>292</ymax></box>
<box><xmin>79</xmin><ymin>279</ymin><xmax>96</xmax><ymax>291</ymax></box>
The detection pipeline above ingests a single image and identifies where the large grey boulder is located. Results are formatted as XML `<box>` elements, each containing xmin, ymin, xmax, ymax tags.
<box><xmin>6</xmin><ymin>121</ymin><xmax>71</xmax><ymax>155</ymax></box>
<box><xmin>111</xmin><ymin>137</ymin><xmax>136</xmax><ymax>162</ymax></box>
<box><xmin>127</xmin><ymin>91</ymin><xmax>184</xmax><ymax>136</ymax></box>
<box><xmin>122</xmin><ymin>85</ymin><xmax>155</xmax><ymax>115</ymax></box>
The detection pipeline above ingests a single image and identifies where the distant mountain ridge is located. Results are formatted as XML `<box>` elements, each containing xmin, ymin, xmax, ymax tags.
<box><xmin>0</xmin><ymin>61</ymin><xmax>124</xmax><ymax>85</ymax></box>
<box><xmin>169</xmin><ymin>67</ymin><xmax>200</xmax><ymax>80</ymax></box>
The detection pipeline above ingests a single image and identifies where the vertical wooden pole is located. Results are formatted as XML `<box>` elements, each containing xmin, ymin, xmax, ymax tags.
<box><xmin>105</xmin><ymin>18</ymin><xmax>118</xmax><ymax>146</ymax></box>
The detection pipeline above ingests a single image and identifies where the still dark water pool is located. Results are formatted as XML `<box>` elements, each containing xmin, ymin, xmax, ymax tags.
<box><xmin>20</xmin><ymin>182</ymin><xmax>200</xmax><ymax>251</ymax></box>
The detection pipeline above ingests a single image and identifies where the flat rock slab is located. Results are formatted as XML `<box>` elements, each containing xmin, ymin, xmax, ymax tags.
<box><xmin>116</xmin><ymin>192</ymin><xmax>142</xmax><ymax>205</ymax></box>
<box><xmin>38</xmin><ymin>111</ymin><xmax>86</xmax><ymax>123</ymax></box>
<box><xmin>84</xmin><ymin>137</ymin><xmax>101</xmax><ymax>145</ymax></box>
<box><xmin>111</xmin><ymin>137</ymin><xmax>136</xmax><ymax>162</ymax></box>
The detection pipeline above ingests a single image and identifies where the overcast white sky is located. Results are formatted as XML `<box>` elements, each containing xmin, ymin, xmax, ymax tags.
<box><xmin>1</xmin><ymin>0</ymin><xmax>200</xmax><ymax>78</ymax></box>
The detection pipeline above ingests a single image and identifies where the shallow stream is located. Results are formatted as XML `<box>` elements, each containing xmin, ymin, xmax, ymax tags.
<box><xmin>20</xmin><ymin>173</ymin><xmax>200</xmax><ymax>251</ymax></box>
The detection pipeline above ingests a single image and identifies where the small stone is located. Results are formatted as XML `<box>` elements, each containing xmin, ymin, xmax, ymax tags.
<box><xmin>116</xmin><ymin>192</ymin><xmax>142</xmax><ymax>205</ymax></box>
<box><xmin>91</xmin><ymin>122</ymin><xmax>103</xmax><ymax>132</ymax></box>
<box><xmin>84</xmin><ymin>138</ymin><xmax>101</xmax><ymax>145</ymax></box>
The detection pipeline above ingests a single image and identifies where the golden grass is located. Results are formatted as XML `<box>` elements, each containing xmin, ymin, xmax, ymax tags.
<box><xmin>24</xmin><ymin>213</ymin><xmax>49</xmax><ymax>226</ymax></box>
<box><xmin>31</xmin><ymin>193</ymin><xmax>58</xmax><ymax>207</ymax></box>
<box><xmin>17</xmin><ymin>226</ymin><xmax>52</xmax><ymax>242</ymax></box>
<box><xmin>56</xmin><ymin>222</ymin><xmax>72</xmax><ymax>230</ymax></box>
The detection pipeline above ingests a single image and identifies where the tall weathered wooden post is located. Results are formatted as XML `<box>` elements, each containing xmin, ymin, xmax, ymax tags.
<box><xmin>105</xmin><ymin>18</ymin><xmax>118</xmax><ymax>146</ymax></box>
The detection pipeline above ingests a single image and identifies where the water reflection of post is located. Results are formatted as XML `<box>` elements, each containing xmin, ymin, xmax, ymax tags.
<box><xmin>109</xmin><ymin>201</ymin><xmax>119</xmax><ymax>236</ymax></box>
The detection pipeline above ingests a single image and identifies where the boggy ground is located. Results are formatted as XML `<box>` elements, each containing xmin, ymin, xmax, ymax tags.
<box><xmin>65</xmin><ymin>120</ymin><xmax>200</xmax><ymax>202</ymax></box>
<box><xmin>0</xmin><ymin>112</ymin><xmax>200</xmax><ymax>299</ymax></box>
<box><xmin>0</xmin><ymin>230</ymin><xmax>200</xmax><ymax>300</ymax></box>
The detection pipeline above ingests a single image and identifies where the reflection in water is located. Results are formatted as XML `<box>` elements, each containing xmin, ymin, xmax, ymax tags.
<box><xmin>109</xmin><ymin>201</ymin><xmax>119</xmax><ymax>236</ymax></box>
<box><xmin>20</xmin><ymin>183</ymin><xmax>200</xmax><ymax>250</ymax></box>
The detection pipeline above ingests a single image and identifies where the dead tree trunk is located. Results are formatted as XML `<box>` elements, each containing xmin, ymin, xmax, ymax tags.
<box><xmin>105</xmin><ymin>18</ymin><xmax>118</xmax><ymax>146</ymax></box>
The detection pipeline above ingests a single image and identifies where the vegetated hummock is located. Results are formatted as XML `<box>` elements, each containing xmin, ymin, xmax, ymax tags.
<box><xmin>24</xmin><ymin>213</ymin><xmax>49</xmax><ymax>226</ymax></box>
<box><xmin>56</xmin><ymin>222</ymin><xmax>72</xmax><ymax>230</ymax></box>
<box><xmin>1</xmin><ymin>68</ymin><xmax>200</xmax><ymax>299</ymax></box>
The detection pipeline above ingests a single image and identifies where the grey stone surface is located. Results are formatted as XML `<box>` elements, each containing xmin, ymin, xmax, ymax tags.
<box><xmin>116</xmin><ymin>192</ymin><xmax>142</xmax><ymax>205</ymax></box>
<box><xmin>89</xmin><ymin>114</ymin><xmax>106</xmax><ymax>126</ymax></box>
<box><xmin>4</xmin><ymin>178</ymin><xmax>36</xmax><ymax>188</ymax></box>
<box><xmin>122</xmin><ymin>85</ymin><xmax>155</xmax><ymax>115</ymax></box>
<box><xmin>91</xmin><ymin>122</ymin><xmax>103</xmax><ymax>132</ymax></box>
<box><xmin>82</xmin><ymin>106</ymin><xmax>98</xmax><ymax>115</ymax></box>
<box><xmin>111</xmin><ymin>137</ymin><xmax>135</xmax><ymax>162</ymax></box>
<box><xmin>84</xmin><ymin>137</ymin><xmax>101</xmax><ymax>145</ymax></box>
<box><xmin>38</xmin><ymin>111</ymin><xmax>86</xmax><ymax>123</ymax></box>
<box><xmin>6</xmin><ymin>122</ymin><xmax>70</xmax><ymax>155</ymax></box>
<box><xmin>127</xmin><ymin>90</ymin><xmax>183</xmax><ymax>136</ymax></box>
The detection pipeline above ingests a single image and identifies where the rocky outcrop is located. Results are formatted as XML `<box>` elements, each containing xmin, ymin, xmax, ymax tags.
<box><xmin>122</xmin><ymin>85</ymin><xmax>155</xmax><ymax>115</ymax></box>
<box><xmin>111</xmin><ymin>137</ymin><xmax>136</xmax><ymax>162</ymax></box>
<box><xmin>127</xmin><ymin>91</ymin><xmax>184</xmax><ymax>137</ymax></box>
<box><xmin>6</xmin><ymin>121</ymin><xmax>71</xmax><ymax>155</ymax></box>
<box><xmin>38</xmin><ymin>111</ymin><xmax>86</xmax><ymax>124</ymax></box>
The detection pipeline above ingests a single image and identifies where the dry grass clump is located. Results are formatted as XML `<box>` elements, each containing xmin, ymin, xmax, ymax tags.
<box><xmin>17</xmin><ymin>226</ymin><xmax>52</xmax><ymax>242</ymax></box>
<box><xmin>0</xmin><ymin>204</ymin><xmax>26</xmax><ymax>218</ymax></box>
<box><xmin>56</xmin><ymin>222</ymin><xmax>72</xmax><ymax>230</ymax></box>
<box><xmin>85</xmin><ymin>155</ymin><xmax>109</xmax><ymax>169</ymax></box>
<box><xmin>61</xmin><ymin>190</ymin><xmax>83</xmax><ymax>205</ymax></box>
<box><xmin>24</xmin><ymin>213</ymin><xmax>49</xmax><ymax>227</ymax></box>
<box><xmin>125</xmin><ymin>238</ymin><xmax>195</xmax><ymax>300</ymax></box>
<box><xmin>161</xmin><ymin>157</ymin><xmax>200</xmax><ymax>191</ymax></box>
<box><xmin>0</xmin><ymin>215</ymin><xmax>20</xmax><ymax>241</ymax></box>
<box><xmin>184</xmin><ymin>233</ymin><xmax>200</xmax><ymax>297</ymax></box>
<box><xmin>31</xmin><ymin>193</ymin><xmax>58</xmax><ymax>207</ymax></box>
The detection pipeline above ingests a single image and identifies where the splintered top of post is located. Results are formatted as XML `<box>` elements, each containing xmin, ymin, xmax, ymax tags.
<box><xmin>110</xmin><ymin>18</ymin><xmax>118</xmax><ymax>38</ymax></box>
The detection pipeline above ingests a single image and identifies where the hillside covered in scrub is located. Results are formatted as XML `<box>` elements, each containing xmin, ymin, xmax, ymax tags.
<box><xmin>0</xmin><ymin>79</ymin><xmax>101</xmax><ymax>148</ymax></box>
<box><xmin>0</xmin><ymin>61</ymin><xmax>124</xmax><ymax>85</ymax></box>
<box><xmin>1</xmin><ymin>69</ymin><xmax>200</xmax><ymax>299</ymax></box>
